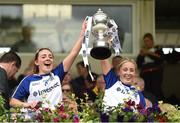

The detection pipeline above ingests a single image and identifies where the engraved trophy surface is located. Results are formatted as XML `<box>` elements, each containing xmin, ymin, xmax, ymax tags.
<box><xmin>90</xmin><ymin>9</ymin><xmax>111</xmax><ymax>60</ymax></box>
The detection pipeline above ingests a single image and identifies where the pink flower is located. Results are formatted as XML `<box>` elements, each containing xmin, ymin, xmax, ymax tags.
<box><xmin>34</xmin><ymin>101</ymin><xmax>43</xmax><ymax>110</ymax></box>
<box><xmin>126</xmin><ymin>100</ymin><xmax>135</xmax><ymax>106</ymax></box>
<box><xmin>57</xmin><ymin>104</ymin><xmax>65</xmax><ymax>112</ymax></box>
<box><xmin>53</xmin><ymin>117</ymin><xmax>60</xmax><ymax>122</ymax></box>
<box><xmin>60</xmin><ymin>113</ymin><xmax>69</xmax><ymax>119</ymax></box>
<box><xmin>44</xmin><ymin>107</ymin><xmax>52</xmax><ymax>113</ymax></box>
<box><xmin>73</xmin><ymin>115</ymin><xmax>80</xmax><ymax>123</ymax></box>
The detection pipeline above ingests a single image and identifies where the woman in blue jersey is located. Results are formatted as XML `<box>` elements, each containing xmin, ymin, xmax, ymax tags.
<box><xmin>9</xmin><ymin>21</ymin><xmax>86</xmax><ymax>108</ymax></box>
<box><xmin>101</xmin><ymin>57</ymin><xmax>146</xmax><ymax>108</ymax></box>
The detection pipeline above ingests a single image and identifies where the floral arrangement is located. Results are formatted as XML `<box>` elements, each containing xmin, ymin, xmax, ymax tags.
<box><xmin>10</xmin><ymin>102</ymin><xmax>79</xmax><ymax>122</ymax></box>
<box><xmin>102</xmin><ymin>100</ymin><xmax>168</xmax><ymax>122</ymax></box>
<box><xmin>0</xmin><ymin>94</ymin><xmax>180</xmax><ymax>122</ymax></box>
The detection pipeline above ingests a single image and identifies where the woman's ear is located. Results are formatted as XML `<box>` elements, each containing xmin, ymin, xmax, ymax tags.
<box><xmin>34</xmin><ymin>60</ymin><xmax>38</xmax><ymax>66</ymax></box>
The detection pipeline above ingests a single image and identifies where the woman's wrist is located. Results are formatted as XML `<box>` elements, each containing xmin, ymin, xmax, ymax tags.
<box><xmin>21</xmin><ymin>102</ymin><xmax>29</xmax><ymax>108</ymax></box>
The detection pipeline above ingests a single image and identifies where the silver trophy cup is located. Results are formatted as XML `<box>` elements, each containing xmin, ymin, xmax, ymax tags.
<box><xmin>90</xmin><ymin>9</ymin><xmax>112</xmax><ymax>60</ymax></box>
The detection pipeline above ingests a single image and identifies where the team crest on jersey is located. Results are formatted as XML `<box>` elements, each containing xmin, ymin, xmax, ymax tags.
<box><xmin>43</xmin><ymin>79</ymin><xmax>49</xmax><ymax>86</ymax></box>
<box><xmin>44</xmin><ymin>81</ymin><xmax>48</xmax><ymax>86</ymax></box>
<box><xmin>43</xmin><ymin>76</ymin><xmax>53</xmax><ymax>86</ymax></box>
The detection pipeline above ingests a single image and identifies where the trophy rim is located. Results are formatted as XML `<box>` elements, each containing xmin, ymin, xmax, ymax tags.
<box><xmin>90</xmin><ymin>46</ymin><xmax>111</xmax><ymax>60</ymax></box>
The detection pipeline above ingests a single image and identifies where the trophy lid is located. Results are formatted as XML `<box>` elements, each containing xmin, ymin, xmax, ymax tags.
<box><xmin>93</xmin><ymin>9</ymin><xmax>109</xmax><ymax>24</ymax></box>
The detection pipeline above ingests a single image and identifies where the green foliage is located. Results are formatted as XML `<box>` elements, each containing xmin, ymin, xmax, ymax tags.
<box><xmin>0</xmin><ymin>95</ymin><xmax>10</xmax><ymax>122</ymax></box>
<box><xmin>159</xmin><ymin>103</ymin><xmax>180</xmax><ymax>122</ymax></box>
<box><xmin>78</xmin><ymin>92</ymin><xmax>104</xmax><ymax>122</ymax></box>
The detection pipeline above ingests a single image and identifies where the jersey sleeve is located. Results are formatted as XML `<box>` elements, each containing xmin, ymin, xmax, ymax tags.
<box><xmin>11</xmin><ymin>77</ymin><xmax>30</xmax><ymax>100</ymax></box>
<box><xmin>138</xmin><ymin>91</ymin><xmax>146</xmax><ymax>108</ymax></box>
<box><xmin>52</xmin><ymin>63</ymin><xmax>67</xmax><ymax>82</ymax></box>
<box><xmin>104</xmin><ymin>69</ymin><xmax>119</xmax><ymax>89</ymax></box>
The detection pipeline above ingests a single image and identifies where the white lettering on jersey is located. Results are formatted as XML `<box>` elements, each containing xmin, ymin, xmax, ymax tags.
<box><xmin>37</xmin><ymin>82</ymin><xmax>60</xmax><ymax>96</ymax></box>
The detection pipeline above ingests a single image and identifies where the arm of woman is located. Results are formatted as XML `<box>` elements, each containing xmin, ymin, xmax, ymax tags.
<box><xmin>100</xmin><ymin>59</ymin><xmax>112</xmax><ymax>75</ymax></box>
<box><xmin>10</xmin><ymin>98</ymin><xmax>38</xmax><ymax>108</ymax></box>
<box><xmin>141</xmin><ymin>48</ymin><xmax>160</xmax><ymax>58</ymax></box>
<box><xmin>147</xmin><ymin>50</ymin><xmax>160</xmax><ymax>58</ymax></box>
<box><xmin>63</xmin><ymin>20</ymin><xmax>86</xmax><ymax>72</ymax></box>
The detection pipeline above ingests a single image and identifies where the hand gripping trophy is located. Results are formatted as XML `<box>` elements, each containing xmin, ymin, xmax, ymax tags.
<box><xmin>81</xmin><ymin>9</ymin><xmax>121</xmax><ymax>80</ymax></box>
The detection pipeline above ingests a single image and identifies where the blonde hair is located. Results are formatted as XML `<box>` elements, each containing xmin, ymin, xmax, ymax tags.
<box><xmin>116</xmin><ymin>57</ymin><xmax>138</xmax><ymax>75</ymax></box>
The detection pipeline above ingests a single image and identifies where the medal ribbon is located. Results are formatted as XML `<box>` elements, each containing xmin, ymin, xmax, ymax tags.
<box><xmin>81</xmin><ymin>16</ymin><xmax>94</xmax><ymax>81</ymax></box>
<box><xmin>108</xmin><ymin>19</ymin><xmax>122</xmax><ymax>55</ymax></box>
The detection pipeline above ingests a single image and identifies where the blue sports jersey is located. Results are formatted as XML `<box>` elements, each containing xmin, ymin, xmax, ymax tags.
<box><xmin>12</xmin><ymin>63</ymin><xmax>66</xmax><ymax>107</ymax></box>
<box><xmin>103</xmin><ymin>69</ymin><xmax>146</xmax><ymax>108</ymax></box>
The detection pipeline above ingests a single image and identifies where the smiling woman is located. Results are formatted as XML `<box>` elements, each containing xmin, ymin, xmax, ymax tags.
<box><xmin>9</xmin><ymin>20</ymin><xmax>86</xmax><ymax>109</ymax></box>
<box><xmin>100</xmin><ymin>57</ymin><xmax>146</xmax><ymax>108</ymax></box>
